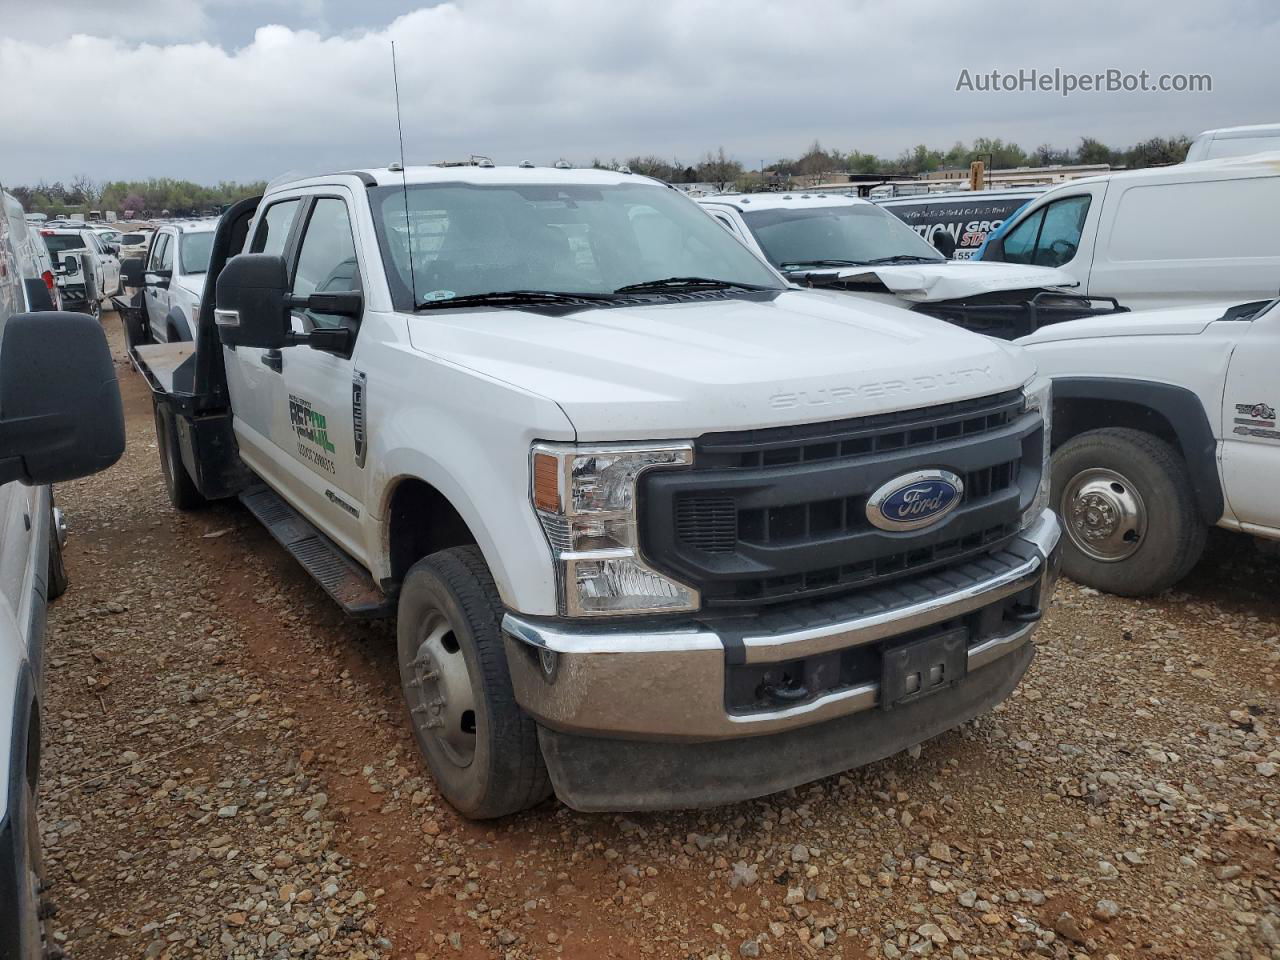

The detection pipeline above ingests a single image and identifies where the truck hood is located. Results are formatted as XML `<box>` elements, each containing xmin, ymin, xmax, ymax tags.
<box><xmin>799</xmin><ymin>261</ymin><xmax>1077</xmax><ymax>302</ymax></box>
<box><xmin>1017</xmin><ymin>302</ymin><xmax>1238</xmax><ymax>345</ymax></box>
<box><xmin>406</xmin><ymin>290</ymin><xmax>1033</xmax><ymax>440</ymax></box>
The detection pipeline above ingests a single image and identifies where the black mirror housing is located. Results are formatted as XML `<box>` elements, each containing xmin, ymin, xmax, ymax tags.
<box><xmin>0</xmin><ymin>312</ymin><xmax>125</xmax><ymax>486</ymax></box>
<box><xmin>120</xmin><ymin>257</ymin><xmax>145</xmax><ymax>287</ymax></box>
<box><xmin>215</xmin><ymin>253</ymin><xmax>290</xmax><ymax>349</ymax></box>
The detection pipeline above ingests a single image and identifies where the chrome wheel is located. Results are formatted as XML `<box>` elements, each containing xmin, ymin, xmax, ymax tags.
<box><xmin>406</xmin><ymin>610</ymin><xmax>477</xmax><ymax>767</ymax></box>
<box><xmin>1062</xmin><ymin>467</ymin><xmax>1147</xmax><ymax>562</ymax></box>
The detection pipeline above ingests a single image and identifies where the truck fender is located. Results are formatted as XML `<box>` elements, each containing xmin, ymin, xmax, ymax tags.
<box><xmin>165</xmin><ymin>307</ymin><xmax>194</xmax><ymax>343</ymax></box>
<box><xmin>372</xmin><ymin>448</ymin><xmax>552</xmax><ymax>614</ymax></box>
<box><xmin>1051</xmin><ymin>376</ymin><xmax>1223</xmax><ymax>524</ymax></box>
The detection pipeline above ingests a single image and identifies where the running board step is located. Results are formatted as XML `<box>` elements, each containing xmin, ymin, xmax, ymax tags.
<box><xmin>240</xmin><ymin>485</ymin><xmax>394</xmax><ymax>618</ymax></box>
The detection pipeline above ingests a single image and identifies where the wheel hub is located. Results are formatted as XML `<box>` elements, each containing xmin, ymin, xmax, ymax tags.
<box><xmin>1063</xmin><ymin>468</ymin><xmax>1147</xmax><ymax>562</ymax></box>
<box><xmin>408</xmin><ymin>613</ymin><xmax>476</xmax><ymax>767</ymax></box>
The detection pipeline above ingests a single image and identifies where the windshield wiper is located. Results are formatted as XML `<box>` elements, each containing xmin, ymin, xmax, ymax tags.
<box><xmin>415</xmin><ymin>289</ymin><xmax>621</xmax><ymax>311</ymax></box>
<box><xmin>864</xmin><ymin>254</ymin><xmax>945</xmax><ymax>265</ymax></box>
<box><xmin>613</xmin><ymin>276</ymin><xmax>770</xmax><ymax>294</ymax></box>
<box><xmin>778</xmin><ymin>259</ymin><xmax>866</xmax><ymax>269</ymax></box>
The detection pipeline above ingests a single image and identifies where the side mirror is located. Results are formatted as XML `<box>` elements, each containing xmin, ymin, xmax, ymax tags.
<box><xmin>215</xmin><ymin>253</ymin><xmax>290</xmax><ymax>349</ymax></box>
<box><xmin>145</xmin><ymin>269</ymin><xmax>172</xmax><ymax>289</ymax></box>
<box><xmin>0</xmin><ymin>313</ymin><xmax>125</xmax><ymax>486</ymax></box>
<box><xmin>120</xmin><ymin>258</ymin><xmax>145</xmax><ymax>287</ymax></box>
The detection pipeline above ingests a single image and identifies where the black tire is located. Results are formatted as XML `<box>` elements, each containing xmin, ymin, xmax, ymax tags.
<box><xmin>1052</xmin><ymin>427</ymin><xmax>1206</xmax><ymax>596</ymax></box>
<box><xmin>154</xmin><ymin>403</ymin><xmax>206</xmax><ymax>510</ymax></box>
<box><xmin>397</xmin><ymin>545</ymin><xmax>551</xmax><ymax>819</ymax></box>
<box><xmin>47</xmin><ymin>506</ymin><xmax>68</xmax><ymax>601</ymax></box>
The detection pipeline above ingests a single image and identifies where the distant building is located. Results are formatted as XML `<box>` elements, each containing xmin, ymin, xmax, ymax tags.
<box><xmin>803</xmin><ymin>162</ymin><xmax>1112</xmax><ymax>198</ymax></box>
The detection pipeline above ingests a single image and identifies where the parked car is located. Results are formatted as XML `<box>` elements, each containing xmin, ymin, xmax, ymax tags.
<box><xmin>39</xmin><ymin>227</ymin><xmax>121</xmax><ymax>313</ymax></box>
<box><xmin>3</xmin><ymin>192</ymin><xmax>59</xmax><ymax>311</ymax></box>
<box><xmin>0</xmin><ymin>182</ymin><xmax>127</xmax><ymax>960</ymax></box>
<box><xmin>1185</xmin><ymin>123</ymin><xmax>1280</xmax><ymax>162</ymax></box>
<box><xmin>976</xmin><ymin>152</ymin><xmax>1280</xmax><ymax>309</ymax></box>
<box><xmin>118</xmin><ymin>220</ymin><xmax>215</xmax><ymax>343</ymax></box>
<box><xmin>126</xmin><ymin>165</ymin><xmax>1061</xmax><ymax>818</ymax></box>
<box><xmin>117</xmin><ymin>229</ymin><xmax>153</xmax><ymax>263</ymax></box>
<box><xmin>877</xmin><ymin>187</ymin><xmax>1046</xmax><ymax>260</ymax></box>
<box><xmin>699</xmin><ymin>192</ymin><xmax>1122</xmax><ymax>339</ymax></box>
<box><xmin>1018</xmin><ymin>296</ymin><xmax>1280</xmax><ymax>595</ymax></box>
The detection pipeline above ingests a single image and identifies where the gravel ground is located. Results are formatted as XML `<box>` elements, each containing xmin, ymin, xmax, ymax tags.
<box><xmin>38</xmin><ymin>313</ymin><xmax>1279</xmax><ymax>959</ymax></box>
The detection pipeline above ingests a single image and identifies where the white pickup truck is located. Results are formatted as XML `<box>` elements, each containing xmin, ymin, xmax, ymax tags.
<box><xmin>125</xmin><ymin>164</ymin><xmax>1061</xmax><ymax>817</ymax></box>
<box><xmin>698</xmin><ymin>193</ymin><xmax>1125</xmax><ymax>340</ymax></box>
<box><xmin>1021</xmin><ymin>298</ymin><xmax>1280</xmax><ymax>595</ymax></box>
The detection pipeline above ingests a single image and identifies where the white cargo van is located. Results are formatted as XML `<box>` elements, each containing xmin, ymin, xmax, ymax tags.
<box><xmin>977</xmin><ymin>153</ymin><xmax>1280</xmax><ymax>309</ymax></box>
<box><xmin>1185</xmin><ymin>124</ymin><xmax>1280</xmax><ymax>162</ymax></box>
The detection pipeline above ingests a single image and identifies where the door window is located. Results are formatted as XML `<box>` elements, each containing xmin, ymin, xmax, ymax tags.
<box><xmin>290</xmin><ymin>198</ymin><xmax>361</xmax><ymax>329</ymax></box>
<box><xmin>148</xmin><ymin>234</ymin><xmax>170</xmax><ymax>270</ymax></box>
<box><xmin>999</xmin><ymin>196</ymin><xmax>1090</xmax><ymax>267</ymax></box>
<box><xmin>251</xmin><ymin>199</ymin><xmax>301</xmax><ymax>256</ymax></box>
<box><xmin>155</xmin><ymin>234</ymin><xmax>174</xmax><ymax>271</ymax></box>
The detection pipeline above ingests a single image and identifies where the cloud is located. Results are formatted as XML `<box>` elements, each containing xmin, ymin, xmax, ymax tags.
<box><xmin>0</xmin><ymin>0</ymin><xmax>1276</xmax><ymax>184</ymax></box>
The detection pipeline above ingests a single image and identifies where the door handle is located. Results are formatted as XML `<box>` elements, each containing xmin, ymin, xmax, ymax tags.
<box><xmin>261</xmin><ymin>350</ymin><xmax>283</xmax><ymax>373</ymax></box>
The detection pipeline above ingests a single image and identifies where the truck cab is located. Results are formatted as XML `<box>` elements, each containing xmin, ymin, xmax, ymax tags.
<box><xmin>129</xmin><ymin>164</ymin><xmax>1061</xmax><ymax>817</ymax></box>
<box><xmin>121</xmin><ymin>220</ymin><xmax>216</xmax><ymax>343</ymax></box>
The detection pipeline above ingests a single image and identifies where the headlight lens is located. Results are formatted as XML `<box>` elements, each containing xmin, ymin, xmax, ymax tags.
<box><xmin>1022</xmin><ymin>377</ymin><xmax>1053</xmax><ymax>528</ymax></box>
<box><xmin>531</xmin><ymin>443</ymin><xmax>700</xmax><ymax>616</ymax></box>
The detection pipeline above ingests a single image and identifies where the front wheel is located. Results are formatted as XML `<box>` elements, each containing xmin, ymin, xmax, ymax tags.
<box><xmin>1052</xmin><ymin>427</ymin><xmax>1206</xmax><ymax>596</ymax></box>
<box><xmin>397</xmin><ymin>545</ymin><xmax>551</xmax><ymax>819</ymax></box>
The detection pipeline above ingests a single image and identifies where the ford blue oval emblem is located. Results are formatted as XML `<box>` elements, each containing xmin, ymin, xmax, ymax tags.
<box><xmin>866</xmin><ymin>470</ymin><xmax>964</xmax><ymax>531</ymax></box>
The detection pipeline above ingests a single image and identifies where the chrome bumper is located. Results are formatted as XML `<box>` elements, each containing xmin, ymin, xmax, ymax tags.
<box><xmin>503</xmin><ymin>510</ymin><xmax>1061</xmax><ymax>741</ymax></box>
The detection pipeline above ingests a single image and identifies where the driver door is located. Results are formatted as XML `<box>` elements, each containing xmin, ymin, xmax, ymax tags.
<box><xmin>270</xmin><ymin>191</ymin><xmax>368</xmax><ymax>555</ymax></box>
<box><xmin>143</xmin><ymin>233</ymin><xmax>171</xmax><ymax>339</ymax></box>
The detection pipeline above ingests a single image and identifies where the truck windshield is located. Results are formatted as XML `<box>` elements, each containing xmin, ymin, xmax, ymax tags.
<box><xmin>179</xmin><ymin>232</ymin><xmax>215</xmax><ymax>274</ymax></box>
<box><xmin>743</xmin><ymin>204</ymin><xmax>945</xmax><ymax>269</ymax></box>
<box><xmin>369</xmin><ymin>181</ymin><xmax>783</xmax><ymax>310</ymax></box>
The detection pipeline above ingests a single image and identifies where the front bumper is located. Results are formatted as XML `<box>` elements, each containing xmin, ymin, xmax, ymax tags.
<box><xmin>503</xmin><ymin>509</ymin><xmax>1060</xmax><ymax>742</ymax></box>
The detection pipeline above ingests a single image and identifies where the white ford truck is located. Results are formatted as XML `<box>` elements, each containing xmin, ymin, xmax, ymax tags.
<box><xmin>1020</xmin><ymin>297</ymin><xmax>1280</xmax><ymax>596</ymax></box>
<box><xmin>125</xmin><ymin>164</ymin><xmax>1061</xmax><ymax>817</ymax></box>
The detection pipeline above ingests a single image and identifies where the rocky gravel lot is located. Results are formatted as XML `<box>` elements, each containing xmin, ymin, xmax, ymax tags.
<box><xmin>36</xmin><ymin>313</ymin><xmax>1279</xmax><ymax>959</ymax></box>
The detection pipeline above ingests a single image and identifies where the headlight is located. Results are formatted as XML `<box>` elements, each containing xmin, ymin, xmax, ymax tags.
<box><xmin>531</xmin><ymin>442</ymin><xmax>700</xmax><ymax>617</ymax></box>
<box><xmin>1022</xmin><ymin>376</ymin><xmax>1053</xmax><ymax>528</ymax></box>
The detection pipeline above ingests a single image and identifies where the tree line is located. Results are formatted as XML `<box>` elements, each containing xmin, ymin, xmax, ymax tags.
<box><xmin>8</xmin><ymin>133</ymin><xmax>1193</xmax><ymax>216</ymax></box>
<box><xmin>599</xmin><ymin>134</ymin><xmax>1193</xmax><ymax>191</ymax></box>
<box><xmin>7</xmin><ymin>177</ymin><xmax>267</xmax><ymax>218</ymax></box>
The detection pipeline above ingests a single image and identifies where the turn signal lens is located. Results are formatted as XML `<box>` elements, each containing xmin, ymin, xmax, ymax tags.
<box><xmin>532</xmin><ymin>452</ymin><xmax>560</xmax><ymax>513</ymax></box>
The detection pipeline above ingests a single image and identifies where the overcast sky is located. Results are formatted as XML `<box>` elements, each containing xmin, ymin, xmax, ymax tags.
<box><xmin>0</xmin><ymin>0</ymin><xmax>1275</xmax><ymax>186</ymax></box>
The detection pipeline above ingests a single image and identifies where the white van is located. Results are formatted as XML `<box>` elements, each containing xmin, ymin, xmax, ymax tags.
<box><xmin>976</xmin><ymin>152</ymin><xmax>1280</xmax><ymax>309</ymax></box>
<box><xmin>1185</xmin><ymin>123</ymin><xmax>1280</xmax><ymax>162</ymax></box>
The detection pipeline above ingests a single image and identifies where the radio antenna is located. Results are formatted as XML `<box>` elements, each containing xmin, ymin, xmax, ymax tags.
<box><xmin>390</xmin><ymin>41</ymin><xmax>417</xmax><ymax>304</ymax></box>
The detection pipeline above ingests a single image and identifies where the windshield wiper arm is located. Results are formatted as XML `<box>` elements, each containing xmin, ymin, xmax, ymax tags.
<box><xmin>613</xmin><ymin>276</ymin><xmax>769</xmax><ymax>294</ymax></box>
<box><xmin>778</xmin><ymin>259</ymin><xmax>866</xmax><ymax>269</ymax></box>
<box><xmin>415</xmin><ymin>289</ymin><xmax>621</xmax><ymax>311</ymax></box>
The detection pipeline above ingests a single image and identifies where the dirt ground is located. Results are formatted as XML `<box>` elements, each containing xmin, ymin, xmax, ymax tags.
<box><xmin>36</xmin><ymin>312</ymin><xmax>1279</xmax><ymax>960</ymax></box>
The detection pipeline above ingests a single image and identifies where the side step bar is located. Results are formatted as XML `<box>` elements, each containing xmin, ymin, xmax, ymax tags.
<box><xmin>240</xmin><ymin>485</ymin><xmax>394</xmax><ymax>618</ymax></box>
